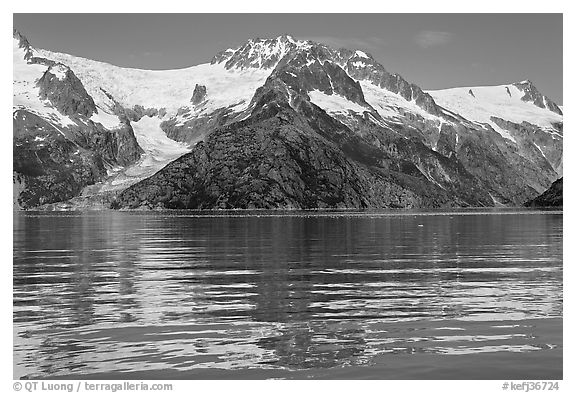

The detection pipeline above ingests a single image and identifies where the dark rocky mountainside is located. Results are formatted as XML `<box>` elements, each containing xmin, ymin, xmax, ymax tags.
<box><xmin>191</xmin><ymin>84</ymin><xmax>207</xmax><ymax>105</ymax></box>
<box><xmin>112</xmin><ymin>101</ymin><xmax>459</xmax><ymax>209</ymax></box>
<box><xmin>37</xmin><ymin>64</ymin><xmax>97</xmax><ymax>117</ymax></box>
<box><xmin>524</xmin><ymin>178</ymin><xmax>563</xmax><ymax>208</ymax></box>
<box><xmin>13</xmin><ymin>107</ymin><xmax>142</xmax><ymax>208</ymax></box>
<box><xmin>13</xmin><ymin>111</ymin><xmax>105</xmax><ymax>208</ymax></box>
<box><xmin>256</xmin><ymin>44</ymin><xmax>553</xmax><ymax>205</ymax></box>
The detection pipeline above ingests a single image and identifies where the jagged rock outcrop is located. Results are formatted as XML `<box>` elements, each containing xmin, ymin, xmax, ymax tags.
<box><xmin>121</xmin><ymin>104</ymin><xmax>163</xmax><ymax>122</ymax></box>
<box><xmin>514</xmin><ymin>80</ymin><xmax>563</xmax><ymax>115</ymax></box>
<box><xmin>525</xmin><ymin>178</ymin><xmax>562</xmax><ymax>207</ymax></box>
<box><xmin>37</xmin><ymin>64</ymin><xmax>97</xmax><ymax>117</ymax></box>
<box><xmin>13</xmin><ymin>29</ymin><xmax>34</xmax><ymax>60</ymax></box>
<box><xmin>191</xmin><ymin>84</ymin><xmax>207</xmax><ymax>105</ymax></box>
<box><xmin>77</xmin><ymin>120</ymin><xmax>143</xmax><ymax>167</ymax></box>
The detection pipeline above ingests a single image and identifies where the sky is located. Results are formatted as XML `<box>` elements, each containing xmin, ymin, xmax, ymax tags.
<box><xmin>13</xmin><ymin>13</ymin><xmax>563</xmax><ymax>104</ymax></box>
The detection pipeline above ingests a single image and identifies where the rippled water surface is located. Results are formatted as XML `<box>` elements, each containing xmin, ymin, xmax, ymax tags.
<box><xmin>13</xmin><ymin>210</ymin><xmax>563</xmax><ymax>379</ymax></box>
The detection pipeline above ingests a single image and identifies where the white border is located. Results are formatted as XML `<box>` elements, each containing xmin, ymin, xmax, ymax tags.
<box><xmin>3</xmin><ymin>3</ymin><xmax>572</xmax><ymax>392</ymax></box>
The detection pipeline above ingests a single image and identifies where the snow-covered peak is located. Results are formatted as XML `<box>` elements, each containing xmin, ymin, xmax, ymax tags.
<box><xmin>211</xmin><ymin>35</ymin><xmax>314</xmax><ymax>70</ymax></box>
<box><xmin>212</xmin><ymin>36</ymin><xmax>381</xmax><ymax>73</ymax></box>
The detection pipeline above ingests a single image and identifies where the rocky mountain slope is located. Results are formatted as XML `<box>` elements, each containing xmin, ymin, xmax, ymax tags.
<box><xmin>13</xmin><ymin>32</ymin><xmax>563</xmax><ymax>210</ymax></box>
<box><xmin>428</xmin><ymin>82</ymin><xmax>563</xmax><ymax>176</ymax></box>
<box><xmin>524</xmin><ymin>178</ymin><xmax>563</xmax><ymax>207</ymax></box>
<box><xmin>113</xmin><ymin>93</ymin><xmax>467</xmax><ymax>209</ymax></box>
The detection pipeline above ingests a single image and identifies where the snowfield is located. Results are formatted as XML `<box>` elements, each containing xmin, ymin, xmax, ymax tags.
<box><xmin>428</xmin><ymin>84</ymin><xmax>563</xmax><ymax>141</ymax></box>
<box><xmin>37</xmin><ymin>49</ymin><xmax>273</xmax><ymax>116</ymax></box>
<box><xmin>89</xmin><ymin>108</ymin><xmax>123</xmax><ymax>129</ymax></box>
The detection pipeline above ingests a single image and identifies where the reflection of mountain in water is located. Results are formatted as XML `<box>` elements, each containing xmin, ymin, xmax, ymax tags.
<box><xmin>13</xmin><ymin>211</ymin><xmax>562</xmax><ymax>377</ymax></box>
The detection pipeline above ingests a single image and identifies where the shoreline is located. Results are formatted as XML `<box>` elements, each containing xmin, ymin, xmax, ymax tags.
<box><xmin>14</xmin><ymin>207</ymin><xmax>564</xmax><ymax>215</ymax></box>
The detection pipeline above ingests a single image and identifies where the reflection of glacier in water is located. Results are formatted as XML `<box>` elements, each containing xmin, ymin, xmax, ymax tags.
<box><xmin>13</xmin><ymin>210</ymin><xmax>562</xmax><ymax>378</ymax></box>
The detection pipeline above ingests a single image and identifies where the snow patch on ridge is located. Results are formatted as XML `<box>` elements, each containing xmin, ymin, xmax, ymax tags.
<box><xmin>90</xmin><ymin>107</ymin><xmax>122</xmax><ymax>129</ymax></box>
<box><xmin>361</xmin><ymin>81</ymin><xmax>440</xmax><ymax>122</ymax></box>
<box><xmin>308</xmin><ymin>90</ymin><xmax>368</xmax><ymax>115</ymax></box>
<box><xmin>47</xmin><ymin>64</ymin><xmax>68</xmax><ymax>80</ymax></box>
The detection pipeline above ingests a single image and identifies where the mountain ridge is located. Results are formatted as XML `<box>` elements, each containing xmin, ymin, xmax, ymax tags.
<box><xmin>12</xmin><ymin>29</ymin><xmax>563</xmax><ymax>210</ymax></box>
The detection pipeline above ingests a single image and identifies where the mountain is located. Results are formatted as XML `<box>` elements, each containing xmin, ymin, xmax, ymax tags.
<box><xmin>428</xmin><ymin>82</ymin><xmax>563</xmax><ymax>176</ymax></box>
<box><xmin>13</xmin><ymin>30</ymin><xmax>144</xmax><ymax>208</ymax></box>
<box><xmin>13</xmin><ymin>32</ymin><xmax>563</xmax><ymax>210</ymax></box>
<box><xmin>524</xmin><ymin>178</ymin><xmax>563</xmax><ymax>208</ymax></box>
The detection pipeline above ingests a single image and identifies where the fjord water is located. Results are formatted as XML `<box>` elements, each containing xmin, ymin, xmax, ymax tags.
<box><xmin>13</xmin><ymin>210</ymin><xmax>562</xmax><ymax>379</ymax></box>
